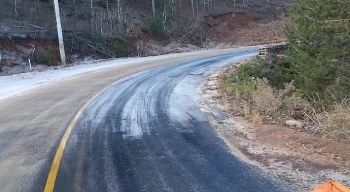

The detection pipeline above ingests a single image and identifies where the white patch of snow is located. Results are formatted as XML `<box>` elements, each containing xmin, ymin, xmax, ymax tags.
<box><xmin>169</xmin><ymin>53</ymin><xmax>256</xmax><ymax>127</ymax></box>
<box><xmin>0</xmin><ymin>57</ymin><xmax>138</xmax><ymax>101</ymax></box>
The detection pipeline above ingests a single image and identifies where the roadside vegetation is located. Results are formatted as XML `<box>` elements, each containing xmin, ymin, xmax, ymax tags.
<box><xmin>221</xmin><ymin>0</ymin><xmax>350</xmax><ymax>141</ymax></box>
<box><xmin>1</xmin><ymin>0</ymin><xmax>290</xmax><ymax>75</ymax></box>
<box><xmin>33</xmin><ymin>47</ymin><xmax>57</xmax><ymax>65</ymax></box>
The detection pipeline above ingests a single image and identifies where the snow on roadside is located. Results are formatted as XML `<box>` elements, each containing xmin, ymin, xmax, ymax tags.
<box><xmin>0</xmin><ymin>57</ymin><xmax>141</xmax><ymax>101</ymax></box>
<box><xmin>0</xmin><ymin>47</ymin><xmax>257</xmax><ymax>101</ymax></box>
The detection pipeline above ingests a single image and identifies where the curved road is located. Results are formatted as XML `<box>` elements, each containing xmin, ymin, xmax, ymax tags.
<box><xmin>0</xmin><ymin>48</ymin><xmax>291</xmax><ymax>192</ymax></box>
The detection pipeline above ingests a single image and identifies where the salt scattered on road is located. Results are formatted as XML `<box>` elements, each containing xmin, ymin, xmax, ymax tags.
<box><xmin>0</xmin><ymin>47</ymin><xmax>257</xmax><ymax>101</ymax></box>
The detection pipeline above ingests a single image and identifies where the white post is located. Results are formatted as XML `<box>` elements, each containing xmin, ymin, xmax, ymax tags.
<box><xmin>28</xmin><ymin>59</ymin><xmax>32</xmax><ymax>71</ymax></box>
<box><xmin>53</xmin><ymin>0</ymin><xmax>67</xmax><ymax>66</ymax></box>
<box><xmin>136</xmin><ymin>45</ymin><xmax>140</xmax><ymax>57</ymax></box>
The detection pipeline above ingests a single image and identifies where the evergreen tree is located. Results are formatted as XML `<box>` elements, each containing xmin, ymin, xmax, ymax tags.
<box><xmin>287</xmin><ymin>0</ymin><xmax>350</xmax><ymax>104</ymax></box>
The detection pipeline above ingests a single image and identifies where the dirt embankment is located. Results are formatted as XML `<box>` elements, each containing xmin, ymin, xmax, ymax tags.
<box><xmin>0</xmin><ymin>9</ymin><xmax>288</xmax><ymax>77</ymax></box>
<box><xmin>1</xmin><ymin>0</ymin><xmax>290</xmax><ymax>75</ymax></box>
<box><xmin>198</xmin><ymin>62</ymin><xmax>350</xmax><ymax>192</ymax></box>
<box><xmin>0</xmin><ymin>3</ymin><xmax>288</xmax><ymax>75</ymax></box>
<box><xmin>205</xmin><ymin>12</ymin><xmax>287</xmax><ymax>45</ymax></box>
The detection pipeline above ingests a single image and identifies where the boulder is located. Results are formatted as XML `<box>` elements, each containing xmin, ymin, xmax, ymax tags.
<box><xmin>285</xmin><ymin>119</ymin><xmax>304</xmax><ymax>129</ymax></box>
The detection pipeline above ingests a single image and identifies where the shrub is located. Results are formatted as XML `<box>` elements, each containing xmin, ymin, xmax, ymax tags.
<box><xmin>33</xmin><ymin>47</ymin><xmax>56</xmax><ymax>65</ymax></box>
<box><xmin>235</xmin><ymin>60</ymin><xmax>266</xmax><ymax>81</ymax></box>
<box><xmin>222</xmin><ymin>70</ymin><xmax>295</xmax><ymax>117</ymax></box>
<box><xmin>320</xmin><ymin>104</ymin><xmax>350</xmax><ymax>141</ymax></box>
<box><xmin>292</xmin><ymin>89</ymin><xmax>305</xmax><ymax>98</ymax></box>
<box><xmin>93</xmin><ymin>34</ymin><xmax>105</xmax><ymax>49</ymax></box>
<box><xmin>274</xmin><ymin>58</ymin><xmax>296</xmax><ymax>89</ymax></box>
<box><xmin>113</xmin><ymin>41</ymin><xmax>128</xmax><ymax>58</ymax></box>
<box><xmin>234</xmin><ymin>57</ymin><xmax>295</xmax><ymax>90</ymax></box>
<box><xmin>252</xmin><ymin>78</ymin><xmax>281</xmax><ymax>115</ymax></box>
<box><xmin>251</xmin><ymin>78</ymin><xmax>296</xmax><ymax>116</ymax></box>
<box><xmin>221</xmin><ymin>74</ymin><xmax>256</xmax><ymax>98</ymax></box>
<box><xmin>150</xmin><ymin>14</ymin><xmax>166</xmax><ymax>37</ymax></box>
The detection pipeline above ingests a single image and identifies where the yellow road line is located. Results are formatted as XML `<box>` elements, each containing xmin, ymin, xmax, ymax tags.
<box><xmin>44</xmin><ymin>83</ymin><xmax>117</xmax><ymax>192</ymax></box>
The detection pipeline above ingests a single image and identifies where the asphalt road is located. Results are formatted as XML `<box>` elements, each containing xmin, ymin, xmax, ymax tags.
<box><xmin>0</xmin><ymin>48</ymin><xmax>291</xmax><ymax>192</ymax></box>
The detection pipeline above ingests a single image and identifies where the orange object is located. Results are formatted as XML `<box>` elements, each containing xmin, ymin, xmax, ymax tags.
<box><xmin>313</xmin><ymin>180</ymin><xmax>350</xmax><ymax>192</ymax></box>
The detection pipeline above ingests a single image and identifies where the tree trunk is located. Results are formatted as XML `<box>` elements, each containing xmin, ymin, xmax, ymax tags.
<box><xmin>163</xmin><ymin>2</ymin><xmax>167</xmax><ymax>32</ymax></box>
<box><xmin>117</xmin><ymin>0</ymin><xmax>121</xmax><ymax>22</ymax></box>
<box><xmin>191</xmin><ymin>0</ymin><xmax>194</xmax><ymax>17</ymax></box>
<box><xmin>14</xmin><ymin>0</ymin><xmax>18</xmax><ymax>19</ymax></box>
<box><xmin>152</xmin><ymin>0</ymin><xmax>156</xmax><ymax>17</ymax></box>
<box><xmin>117</xmin><ymin>0</ymin><xmax>122</xmax><ymax>33</ymax></box>
<box><xmin>73</xmin><ymin>0</ymin><xmax>77</xmax><ymax>13</ymax></box>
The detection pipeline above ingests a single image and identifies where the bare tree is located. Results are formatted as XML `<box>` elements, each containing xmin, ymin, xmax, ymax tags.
<box><xmin>170</xmin><ymin>0</ymin><xmax>174</xmax><ymax>16</ymax></box>
<box><xmin>191</xmin><ymin>0</ymin><xmax>194</xmax><ymax>17</ymax></box>
<box><xmin>117</xmin><ymin>0</ymin><xmax>122</xmax><ymax>22</ymax></box>
<box><xmin>152</xmin><ymin>0</ymin><xmax>156</xmax><ymax>17</ymax></box>
<box><xmin>72</xmin><ymin>0</ymin><xmax>77</xmax><ymax>13</ymax></box>
<box><xmin>117</xmin><ymin>0</ymin><xmax>122</xmax><ymax>33</ymax></box>
<box><xmin>14</xmin><ymin>0</ymin><xmax>18</xmax><ymax>19</ymax></box>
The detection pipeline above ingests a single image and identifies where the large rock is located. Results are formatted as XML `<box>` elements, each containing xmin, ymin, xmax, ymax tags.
<box><xmin>285</xmin><ymin>119</ymin><xmax>304</xmax><ymax>129</ymax></box>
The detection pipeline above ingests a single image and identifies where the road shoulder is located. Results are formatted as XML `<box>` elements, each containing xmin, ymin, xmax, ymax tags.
<box><xmin>198</xmin><ymin>63</ymin><xmax>350</xmax><ymax>192</ymax></box>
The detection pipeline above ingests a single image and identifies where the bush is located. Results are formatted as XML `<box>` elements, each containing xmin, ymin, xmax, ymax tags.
<box><xmin>93</xmin><ymin>34</ymin><xmax>105</xmax><ymax>49</ymax></box>
<box><xmin>33</xmin><ymin>47</ymin><xmax>56</xmax><ymax>65</ymax></box>
<box><xmin>320</xmin><ymin>104</ymin><xmax>350</xmax><ymax>141</ymax></box>
<box><xmin>234</xmin><ymin>57</ymin><xmax>295</xmax><ymax>90</ymax></box>
<box><xmin>235</xmin><ymin>59</ymin><xmax>266</xmax><ymax>81</ymax></box>
<box><xmin>252</xmin><ymin>78</ymin><xmax>283</xmax><ymax>115</ymax></box>
<box><xmin>222</xmin><ymin>58</ymin><xmax>295</xmax><ymax>100</ymax></box>
<box><xmin>274</xmin><ymin>58</ymin><xmax>296</xmax><ymax>89</ymax></box>
<box><xmin>222</xmin><ymin>65</ymin><xmax>295</xmax><ymax>117</ymax></box>
<box><xmin>150</xmin><ymin>14</ymin><xmax>166</xmax><ymax>37</ymax></box>
<box><xmin>113</xmin><ymin>41</ymin><xmax>128</xmax><ymax>58</ymax></box>
<box><xmin>292</xmin><ymin>89</ymin><xmax>306</xmax><ymax>98</ymax></box>
<box><xmin>221</xmin><ymin>74</ymin><xmax>256</xmax><ymax>98</ymax></box>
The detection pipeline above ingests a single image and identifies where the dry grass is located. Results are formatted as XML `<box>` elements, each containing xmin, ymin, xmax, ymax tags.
<box><xmin>250</xmin><ymin>110</ymin><xmax>264</xmax><ymax>125</ymax></box>
<box><xmin>221</xmin><ymin>63</ymin><xmax>350</xmax><ymax>142</ymax></box>
<box><xmin>207</xmin><ymin>71</ymin><xmax>350</xmax><ymax>192</ymax></box>
<box><xmin>240</xmin><ymin>78</ymin><xmax>295</xmax><ymax>117</ymax></box>
<box><xmin>222</xmin><ymin>77</ymin><xmax>296</xmax><ymax>125</ymax></box>
<box><xmin>241</xmin><ymin>100</ymin><xmax>251</xmax><ymax>117</ymax></box>
<box><xmin>320</xmin><ymin>104</ymin><xmax>350</xmax><ymax>140</ymax></box>
<box><xmin>252</xmin><ymin>78</ymin><xmax>283</xmax><ymax>115</ymax></box>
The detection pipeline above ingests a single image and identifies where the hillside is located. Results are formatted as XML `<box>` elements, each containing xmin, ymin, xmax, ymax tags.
<box><xmin>0</xmin><ymin>0</ymin><xmax>292</xmax><ymax>74</ymax></box>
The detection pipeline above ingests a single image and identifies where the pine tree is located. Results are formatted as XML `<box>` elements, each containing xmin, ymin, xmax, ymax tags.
<box><xmin>287</xmin><ymin>0</ymin><xmax>350</xmax><ymax>104</ymax></box>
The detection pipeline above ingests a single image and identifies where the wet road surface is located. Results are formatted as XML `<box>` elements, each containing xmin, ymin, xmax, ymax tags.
<box><xmin>54</xmin><ymin>51</ymin><xmax>292</xmax><ymax>192</ymax></box>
